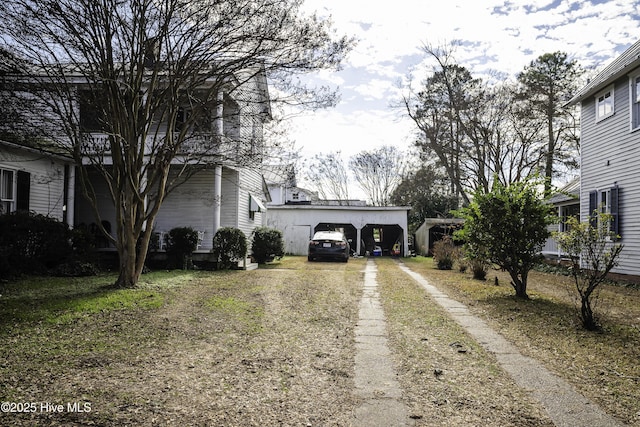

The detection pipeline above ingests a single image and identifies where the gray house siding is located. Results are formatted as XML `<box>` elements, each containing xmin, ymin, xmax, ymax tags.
<box><xmin>155</xmin><ymin>166</ymin><xmax>264</xmax><ymax>251</ymax></box>
<box><xmin>220</xmin><ymin>167</ymin><xmax>239</xmax><ymax>230</ymax></box>
<box><xmin>580</xmin><ymin>72</ymin><xmax>640</xmax><ymax>275</ymax></box>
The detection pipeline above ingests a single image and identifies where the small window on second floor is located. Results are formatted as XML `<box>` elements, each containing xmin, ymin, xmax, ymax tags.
<box><xmin>79</xmin><ymin>91</ymin><xmax>107</xmax><ymax>131</ymax></box>
<box><xmin>595</xmin><ymin>85</ymin><xmax>614</xmax><ymax>122</ymax></box>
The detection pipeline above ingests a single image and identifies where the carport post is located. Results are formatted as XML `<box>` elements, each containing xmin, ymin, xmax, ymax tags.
<box><xmin>356</xmin><ymin>227</ymin><xmax>362</xmax><ymax>256</ymax></box>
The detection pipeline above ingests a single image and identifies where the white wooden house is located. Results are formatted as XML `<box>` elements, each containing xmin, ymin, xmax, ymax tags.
<box><xmin>73</xmin><ymin>68</ymin><xmax>272</xmax><ymax>251</ymax></box>
<box><xmin>567</xmin><ymin>39</ymin><xmax>640</xmax><ymax>276</ymax></box>
<box><xmin>2</xmin><ymin>66</ymin><xmax>272</xmax><ymax>253</ymax></box>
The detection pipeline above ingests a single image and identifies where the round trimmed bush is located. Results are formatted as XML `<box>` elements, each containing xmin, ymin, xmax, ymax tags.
<box><xmin>0</xmin><ymin>210</ymin><xmax>73</xmax><ymax>277</ymax></box>
<box><xmin>212</xmin><ymin>227</ymin><xmax>247</xmax><ymax>270</ymax></box>
<box><xmin>251</xmin><ymin>227</ymin><xmax>284</xmax><ymax>264</ymax></box>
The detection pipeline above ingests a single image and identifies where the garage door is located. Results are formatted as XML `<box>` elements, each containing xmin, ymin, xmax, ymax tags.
<box><xmin>286</xmin><ymin>225</ymin><xmax>312</xmax><ymax>255</ymax></box>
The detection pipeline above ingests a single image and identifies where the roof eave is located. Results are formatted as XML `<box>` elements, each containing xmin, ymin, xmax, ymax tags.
<box><xmin>568</xmin><ymin>40</ymin><xmax>640</xmax><ymax>106</ymax></box>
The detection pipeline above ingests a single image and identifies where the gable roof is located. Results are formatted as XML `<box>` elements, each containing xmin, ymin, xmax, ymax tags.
<box><xmin>568</xmin><ymin>39</ymin><xmax>640</xmax><ymax>106</ymax></box>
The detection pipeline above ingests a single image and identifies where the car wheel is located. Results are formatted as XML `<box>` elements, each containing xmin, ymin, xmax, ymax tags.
<box><xmin>307</xmin><ymin>255</ymin><xmax>313</xmax><ymax>262</ymax></box>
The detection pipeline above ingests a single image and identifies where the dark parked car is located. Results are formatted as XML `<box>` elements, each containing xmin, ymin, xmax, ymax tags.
<box><xmin>308</xmin><ymin>231</ymin><xmax>350</xmax><ymax>262</ymax></box>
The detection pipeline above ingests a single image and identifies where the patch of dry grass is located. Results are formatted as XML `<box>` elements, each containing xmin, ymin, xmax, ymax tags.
<box><xmin>403</xmin><ymin>256</ymin><xmax>640</xmax><ymax>426</ymax></box>
<box><xmin>375</xmin><ymin>258</ymin><xmax>554</xmax><ymax>426</ymax></box>
<box><xmin>0</xmin><ymin>262</ymin><xmax>364</xmax><ymax>426</ymax></box>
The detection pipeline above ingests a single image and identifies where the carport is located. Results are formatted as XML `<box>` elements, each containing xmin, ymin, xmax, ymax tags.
<box><xmin>266</xmin><ymin>205</ymin><xmax>411</xmax><ymax>257</ymax></box>
<box><xmin>361</xmin><ymin>224</ymin><xmax>404</xmax><ymax>256</ymax></box>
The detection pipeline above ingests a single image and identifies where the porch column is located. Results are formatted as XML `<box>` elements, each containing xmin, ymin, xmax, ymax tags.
<box><xmin>65</xmin><ymin>165</ymin><xmax>75</xmax><ymax>227</ymax></box>
<box><xmin>212</xmin><ymin>88</ymin><xmax>224</xmax><ymax>236</ymax></box>
<box><xmin>213</xmin><ymin>164</ymin><xmax>222</xmax><ymax>235</ymax></box>
<box><xmin>356</xmin><ymin>227</ymin><xmax>362</xmax><ymax>256</ymax></box>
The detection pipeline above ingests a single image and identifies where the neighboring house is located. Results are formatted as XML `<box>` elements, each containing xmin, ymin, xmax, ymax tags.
<box><xmin>541</xmin><ymin>177</ymin><xmax>580</xmax><ymax>259</ymax></box>
<box><xmin>2</xmin><ymin>67</ymin><xmax>272</xmax><ymax>252</ymax></box>
<box><xmin>0</xmin><ymin>139</ymin><xmax>75</xmax><ymax>224</ymax></box>
<box><xmin>264</xmin><ymin>165</ymin><xmax>318</xmax><ymax>205</ymax></box>
<box><xmin>73</xmin><ymin>69</ymin><xmax>272</xmax><ymax>251</ymax></box>
<box><xmin>567</xmin><ymin>39</ymin><xmax>640</xmax><ymax>276</ymax></box>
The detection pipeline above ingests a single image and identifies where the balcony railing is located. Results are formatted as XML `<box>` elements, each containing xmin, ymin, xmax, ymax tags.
<box><xmin>80</xmin><ymin>132</ymin><xmax>260</xmax><ymax>163</ymax></box>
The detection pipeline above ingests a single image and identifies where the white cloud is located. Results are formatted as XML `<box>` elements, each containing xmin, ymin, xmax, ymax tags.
<box><xmin>291</xmin><ymin>0</ymin><xmax>640</xmax><ymax>197</ymax></box>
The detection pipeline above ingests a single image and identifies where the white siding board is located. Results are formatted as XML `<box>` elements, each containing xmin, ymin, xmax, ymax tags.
<box><xmin>220</xmin><ymin>167</ymin><xmax>239</xmax><ymax>230</ymax></box>
<box><xmin>236</xmin><ymin>168</ymin><xmax>266</xmax><ymax>239</ymax></box>
<box><xmin>0</xmin><ymin>146</ymin><xmax>68</xmax><ymax>220</ymax></box>
<box><xmin>155</xmin><ymin>167</ymin><xmax>227</xmax><ymax>251</ymax></box>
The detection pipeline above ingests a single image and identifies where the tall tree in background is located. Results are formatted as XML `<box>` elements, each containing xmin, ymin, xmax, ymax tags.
<box><xmin>349</xmin><ymin>145</ymin><xmax>406</xmax><ymax>206</ymax></box>
<box><xmin>304</xmin><ymin>152</ymin><xmax>351</xmax><ymax>203</ymax></box>
<box><xmin>0</xmin><ymin>0</ymin><xmax>352</xmax><ymax>287</ymax></box>
<box><xmin>403</xmin><ymin>45</ymin><xmax>583</xmax><ymax>203</ymax></box>
<box><xmin>390</xmin><ymin>164</ymin><xmax>459</xmax><ymax>232</ymax></box>
<box><xmin>516</xmin><ymin>51</ymin><xmax>583</xmax><ymax>195</ymax></box>
<box><xmin>403</xmin><ymin>45</ymin><xmax>478</xmax><ymax>205</ymax></box>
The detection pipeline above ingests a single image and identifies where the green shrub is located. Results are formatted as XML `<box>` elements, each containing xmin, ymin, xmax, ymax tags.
<box><xmin>556</xmin><ymin>214</ymin><xmax>624</xmax><ymax>331</ymax></box>
<box><xmin>212</xmin><ymin>227</ymin><xmax>248</xmax><ymax>270</ymax></box>
<box><xmin>251</xmin><ymin>227</ymin><xmax>284</xmax><ymax>264</ymax></box>
<box><xmin>0</xmin><ymin>211</ymin><xmax>73</xmax><ymax>277</ymax></box>
<box><xmin>166</xmin><ymin>227</ymin><xmax>199</xmax><ymax>270</ymax></box>
<box><xmin>455</xmin><ymin>178</ymin><xmax>554</xmax><ymax>298</ymax></box>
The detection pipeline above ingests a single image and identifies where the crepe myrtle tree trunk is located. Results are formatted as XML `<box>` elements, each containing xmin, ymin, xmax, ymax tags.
<box><xmin>0</xmin><ymin>0</ymin><xmax>352</xmax><ymax>287</ymax></box>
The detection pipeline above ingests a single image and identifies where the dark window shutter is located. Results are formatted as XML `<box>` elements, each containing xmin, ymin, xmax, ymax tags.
<box><xmin>588</xmin><ymin>190</ymin><xmax>597</xmax><ymax>228</ymax></box>
<box><xmin>16</xmin><ymin>171</ymin><xmax>30</xmax><ymax>211</ymax></box>
<box><xmin>610</xmin><ymin>186</ymin><xmax>619</xmax><ymax>237</ymax></box>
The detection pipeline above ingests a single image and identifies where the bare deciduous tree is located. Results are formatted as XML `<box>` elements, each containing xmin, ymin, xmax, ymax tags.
<box><xmin>349</xmin><ymin>145</ymin><xmax>406</xmax><ymax>206</ymax></box>
<box><xmin>0</xmin><ymin>0</ymin><xmax>352</xmax><ymax>287</ymax></box>
<box><xmin>304</xmin><ymin>151</ymin><xmax>351</xmax><ymax>203</ymax></box>
<box><xmin>402</xmin><ymin>43</ymin><xmax>582</xmax><ymax>203</ymax></box>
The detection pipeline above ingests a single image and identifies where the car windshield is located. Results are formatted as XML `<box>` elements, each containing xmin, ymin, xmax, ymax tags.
<box><xmin>312</xmin><ymin>231</ymin><xmax>344</xmax><ymax>241</ymax></box>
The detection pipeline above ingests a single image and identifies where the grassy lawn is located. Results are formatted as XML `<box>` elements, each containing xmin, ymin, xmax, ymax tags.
<box><xmin>1</xmin><ymin>255</ymin><xmax>638</xmax><ymax>425</ymax></box>
<box><xmin>401</xmin><ymin>256</ymin><xmax>640</xmax><ymax>426</ymax></box>
<box><xmin>0</xmin><ymin>258</ymin><xmax>365</xmax><ymax>426</ymax></box>
<box><xmin>374</xmin><ymin>258</ymin><xmax>554</xmax><ymax>426</ymax></box>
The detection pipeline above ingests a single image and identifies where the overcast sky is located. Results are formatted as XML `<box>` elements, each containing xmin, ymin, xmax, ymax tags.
<box><xmin>286</xmin><ymin>0</ymin><xmax>639</xmax><ymax>195</ymax></box>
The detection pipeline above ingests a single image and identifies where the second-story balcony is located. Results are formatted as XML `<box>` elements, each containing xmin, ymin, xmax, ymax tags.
<box><xmin>80</xmin><ymin>132</ymin><xmax>261</xmax><ymax>165</ymax></box>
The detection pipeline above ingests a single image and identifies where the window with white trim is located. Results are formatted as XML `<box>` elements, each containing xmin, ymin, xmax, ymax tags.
<box><xmin>595</xmin><ymin>85</ymin><xmax>614</xmax><ymax>122</ymax></box>
<box><xmin>631</xmin><ymin>74</ymin><xmax>640</xmax><ymax>129</ymax></box>
<box><xmin>0</xmin><ymin>168</ymin><xmax>16</xmax><ymax>214</ymax></box>
<box><xmin>589</xmin><ymin>186</ymin><xmax>620</xmax><ymax>237</ymax></box>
